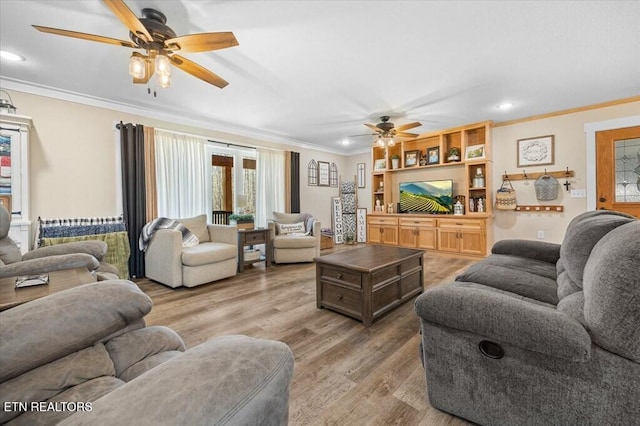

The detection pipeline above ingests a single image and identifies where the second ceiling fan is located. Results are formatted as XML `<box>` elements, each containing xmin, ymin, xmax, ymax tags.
<box><xmin>364</xmin><ymin>116</ymin><xmax>421</xmax><ymax>146</ymax></box>
<box><xmin>33</xmin><ymin>0</ymin><xmax>238</xmax><ymax>90</ymax></box>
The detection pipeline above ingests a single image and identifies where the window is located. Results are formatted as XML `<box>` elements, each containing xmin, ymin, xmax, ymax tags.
<box><xmin>209</xmin><ymin>144</ymin><xmax>256</xmax><ymax>217</ymax></box>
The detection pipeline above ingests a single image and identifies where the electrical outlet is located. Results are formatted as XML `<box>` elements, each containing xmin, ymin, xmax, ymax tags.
<box><xmin>537</xmin><ymin>230</ymin><xmax>545</xmax><ymax>239</ymax></box>
<box><xmin>570</xmin><ymin>189</ymin><xmax>586</xmax><ymax>198</ymax></box>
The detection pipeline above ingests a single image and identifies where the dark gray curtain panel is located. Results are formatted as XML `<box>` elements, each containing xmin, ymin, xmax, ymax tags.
<box><xmin>118</xmin><ymin>122</ymin><xmax>146</xmax><ymax>278</ymax></box>
<box><xmin>291</xmin><ymin>151</ymin><xmax>300</xmax><ymax>213</ymax></box>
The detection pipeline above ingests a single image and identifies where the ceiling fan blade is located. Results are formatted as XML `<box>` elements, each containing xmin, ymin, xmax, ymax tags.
<box><xmin>103</xmin><ymin>0</ymin><xmax>152</xmax><ymax>43</ymax></box>
<box><xmin>394</xmin><ymin>121</ymin><xmax>422</xmax><ymax>132</ymax></box>
<box><xmin>165</xmin><ymin>32</ymin><xmax>238</xmax><ymax>53</ymax></box>
<box><xmin>395</xmin><ymin>131</ymin><xmax>419</xmax><ymax>138</ymax></box>
<box><xmin>365</xmin><ymin>124</ymin><xmax>382</xmax><ymax>133</ymax></box>
<box><xmin>32</xmin><ymin>25</ymin><xmax>138</xmax><ymax>48</ymax></box>
<box><xmin>169</xmin><ymin>54</ymin><xmax>228</xmax><ymax>88</ymax></box>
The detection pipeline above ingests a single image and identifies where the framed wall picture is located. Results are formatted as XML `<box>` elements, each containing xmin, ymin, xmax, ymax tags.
<box><xmin>465</xmin><ymin>144</ymin><xmax>485</xmax><ymax>160</ymax></box>
<box><xmin>427</xmin><ymin>146</ymin><xmax>440</xmax><ymax>165</ymax></box>
<box><xmin>404</xmin><ymin>150</ymin><xmax>419</xmax><ymax>167</ymax></box>
<box><xmin>517</xmin><ymin>135</ymin><xmax>555</xmax><ymax>167</ymax></box>
<box><xmin>317</xmin><ymin>161</ymin><xmax>330</xmax><ymax>186</ymax></box>
<box><xmin>374</xmin><ymin>159</ymin><xmax>386</xmax><ymax>171</ymax></box>
<box><xmin>357</xmin><ymin>163</ymin><xmax>366</xmax><ymax>188</ymax></box>
<box><xmin>356</xmin><ymin>208</ymin><xmax>367</xmax><ymax>242</ymax></box>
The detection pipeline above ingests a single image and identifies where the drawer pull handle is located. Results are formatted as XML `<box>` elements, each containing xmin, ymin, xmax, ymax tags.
<box><xmin>337</xmin><ymin>294</ymin><xmax>343</xmax><ymax>300</ymax></box>
<box><xmin>336</xmin><ymin>273</ymin><xmax>342</xmax><ymax>279</ymax></box>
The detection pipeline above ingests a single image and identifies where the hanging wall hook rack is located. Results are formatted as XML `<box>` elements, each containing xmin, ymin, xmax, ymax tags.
<box><xmin>502</xmin><ymin>168</ymin><xmax>574</xmax><ymax>181</ymax></box>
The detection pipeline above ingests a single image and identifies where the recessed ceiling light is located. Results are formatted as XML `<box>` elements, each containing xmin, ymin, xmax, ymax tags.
<box><xmin>0</xmin><ymin>50</ymin><xmax>25</xmax><ymax>62</ymax></box>
<box><xmin>341</xmin><ymin>139</ymin><xmax>351</xmax><ymax>145</ymax></box>
<box><xmin>497</xmin><ymin>102</ymin><xmax>514</xmax><ymax>110</ymax></box>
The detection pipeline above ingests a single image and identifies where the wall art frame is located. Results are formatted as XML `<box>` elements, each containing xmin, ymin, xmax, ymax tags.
<box><xmin>517</xmin><ymin>135</ymin><xmax>555</xmax><ymax>167</ymax></box>
<box><xmin>357</xmin><ymin>163</ymin><xmax>366</xmax><ymax>188</ymax></box>
<box><xmin>427</xmin><ymin>146</ymin><xmax>440</xmax><ymax>165</ymax></box>
<box><xmin>317</xmin><ymin>161</ymin><xmax>330</xmax><ymax>186</ymax></box>
<box><xmin>465</xmin><ymin>144</ymin><xmax>486</xmax><ymax>160</ymax></box>
<box><xmin>404</xmin><ymin>150</ymin><xmax>419</xmax><ymax>167</ymax></box>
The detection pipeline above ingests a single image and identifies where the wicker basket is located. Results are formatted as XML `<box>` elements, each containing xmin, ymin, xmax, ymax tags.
<box><xmin>534</xmin><ymin>175</ymin><xmax>560</xmax><ymax>201</ymax></box>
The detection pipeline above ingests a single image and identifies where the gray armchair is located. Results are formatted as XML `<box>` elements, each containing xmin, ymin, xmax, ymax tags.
<box><xmin>415</xmin><ymin>211</ymin><xmax>639</xmax><ymax>425</ymax></box>
<box><xmin>0</xmin><ymin>280</ymin><xmax>294</xmax><ymax>425</ymax></box>
<box><xmin>0</xmin><ymin>205</ymin><xmax>119</xmax><ymax>280</ymax></box>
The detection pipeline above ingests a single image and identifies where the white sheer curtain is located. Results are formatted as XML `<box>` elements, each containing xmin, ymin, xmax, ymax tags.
<box><xmin>155</xmin><ymin>130</ymin><xmax>209</xmax><ymax>219</ymax></box>
<box><xmin>256</xmin><ymin>148</ymin><xmax>285</xmax><ymax>228</ymax></box>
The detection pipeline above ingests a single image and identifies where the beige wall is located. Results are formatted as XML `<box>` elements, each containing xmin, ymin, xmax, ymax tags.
<box><xmin>7</xmin><ymin>88</ymin><xmax>638</xmax><ymax>245</ymax></box>
<box><xmin>6</xmin><ymin>89</ymin><xmax>345</xmax><ymax>229</ymax></box>
<box><xmin>492</xmin><ymin>101</ymin><xmax>640</xmax><ymax>243</ymax></box>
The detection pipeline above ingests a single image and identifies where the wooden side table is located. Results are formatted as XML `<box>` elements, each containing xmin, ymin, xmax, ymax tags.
<box><xmin>237</xmin><ymin>228</ymin><xmax>272</xmax><ymax>272</ymax></box>
<box><xmin>0</xmin><ymin>267</ymin><xmax>96</xmax><ymax>311</ymax></box>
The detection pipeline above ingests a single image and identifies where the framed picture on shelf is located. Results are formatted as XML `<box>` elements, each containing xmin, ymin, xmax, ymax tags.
<box><xmin>374</xmin><ymin>159</ymin><xmax>386</xmax><ymax>171</ymax></box>
<box><xmin>357</xmin><ymin>163</ymin><xmax>366</xmax><ymax>188</ymax></box>
<box><xmin>465</xmin><ymin>144</ymin><xmax>485</xmax><ymax>160</ymax></box>
<box><xmin>317</xmin><ymin>161</ymin><xmax>330</xmax><ymax>186</ymax></box>
<box><xmin>517</xmin><ymin>135</ymin><xmax>554</xmax><ymax>167</ymax></box>
<box><xmin>404</xmin><ymin>150</ymin><xmax>419</xmax><ymax>167</ymax></box>
<box><xmin>427</xmin><ymin>146</ymin><xmax>440</xmax><ymax>165</ymax></box>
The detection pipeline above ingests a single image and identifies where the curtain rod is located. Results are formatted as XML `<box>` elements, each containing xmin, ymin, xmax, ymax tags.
<box><xmin>116</xmin><ymin>123</ymin><xmax>282</xmax><ymax>152</ymax></box>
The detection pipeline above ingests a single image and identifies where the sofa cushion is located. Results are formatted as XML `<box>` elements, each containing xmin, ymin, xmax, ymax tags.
<box><xmin>456</xmin><ymin>262</ymin><xmax>559</xmax><ymax>305</ymax></box>
<box><xmin>178</xmin><ymin>214</ymin><xmax>210</xmax><ymax>243</ymax></box>
<box><xmin>468</xmin><ymin>253</ymin><xmax>558</xmax><ymax>280</ymax></box>
<box><xmin>583</xmin><ymin>221</ymin><xmax>640</xmax><ymax>362</ymax></box>
<box><xmin>181</xmin><ymin>242</ymin><xmax>236</xmax><ymax>266</ymax></box>
<box><xmin>559</xmin><ymin>213</ymin><xmax>634</xmax><ymax>292</ymax></box>
<box><xmin>0</xmin><ymin>344</ymin><xmax>116</xmax><ymax>424</ymax></box>
<box><xmin>273</xmin><ymin>234</ymin><xmax>318</xmax><ymax>249</ymax></box>
<box><xmin>0</xmin><ymin>280</ymin><xmax>151</xmax><ymax>382</ymax></box>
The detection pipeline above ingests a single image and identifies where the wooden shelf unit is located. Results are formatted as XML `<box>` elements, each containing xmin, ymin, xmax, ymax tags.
<box><xmin>368</xmin><ymin>121</ymin><xmax>493</xmax><ymax>257</ymax></box>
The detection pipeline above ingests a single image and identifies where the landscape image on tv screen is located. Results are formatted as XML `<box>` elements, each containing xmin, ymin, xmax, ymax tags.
<box><xmin>399</xmin><ymin>180</ymin><xmax>453</xmax><ymax>214</ymax></box>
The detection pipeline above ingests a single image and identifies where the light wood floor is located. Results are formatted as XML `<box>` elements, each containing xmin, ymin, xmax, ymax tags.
<box><xmin>135</xmin><ymin>244</ymin><xmax>476</xmax><ymax>425</ymax></box>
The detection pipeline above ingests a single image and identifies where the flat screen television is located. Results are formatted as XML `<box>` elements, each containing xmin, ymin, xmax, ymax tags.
<box><xmin>399</xmin><ymin>180</ymin><xmax>453</xmax><ymax>214</ymax></box>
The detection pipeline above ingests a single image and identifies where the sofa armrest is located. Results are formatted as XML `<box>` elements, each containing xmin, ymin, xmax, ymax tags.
<box><xmin>61</xmin><ymin>335</ymin><xmax>294</xmax><ymax>426</ymax></box>
<box><xmin>415</xmin><ymin>282</ymin><xmax>591</xmax><ymax>361</ymax></box>
<box><xmin>491</xmin><ymin>239</ymin><xmax>561</xmax><ymax>264</ymax></box>
<box><xmin>23</xmin><ymin>241</ymin><xmax>108</xmax><ymax>262</ymax></box>
<box><xmin>144</xmin><ymin>230</ymin><xmax>183</xmax><ymax>287</ymax></box>
<box><xmin>207</xmin><ymin>224</ymin><xmax>238</xmax><ymax>246</ymax></box>
<box><xmin>0</xmin><ymin>253</ymin><xmax>100</xmax><ymax>278</ymax></box>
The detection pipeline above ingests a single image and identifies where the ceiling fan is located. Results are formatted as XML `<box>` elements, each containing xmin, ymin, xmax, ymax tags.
<box><xmin>33</xmin><ymin>0</ymin><xmax>238</xmax><ymax>91</ymax></box>
<box><xmin>364</xmin><ymin>116</ymin><xmax>421</xmax><ymax>146</ymax></box>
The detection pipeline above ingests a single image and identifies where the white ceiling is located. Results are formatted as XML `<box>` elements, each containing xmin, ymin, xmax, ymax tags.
<box><xmin>1</xmin><ymin>0</ymin><xmax>639</xmax><ymax>154</ymax></box>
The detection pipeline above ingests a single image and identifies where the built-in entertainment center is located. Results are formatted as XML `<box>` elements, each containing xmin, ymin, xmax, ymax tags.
<box><xmin>368</xmin><ymin>121</ymin><xmax>493</xmax><ymax>256</ymax></box>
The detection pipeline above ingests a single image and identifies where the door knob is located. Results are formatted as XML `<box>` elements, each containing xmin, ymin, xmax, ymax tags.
<box><xmin>599</xmin><ymin>197</ymin><xmax>607</xmax><ymax>202</ymax></box>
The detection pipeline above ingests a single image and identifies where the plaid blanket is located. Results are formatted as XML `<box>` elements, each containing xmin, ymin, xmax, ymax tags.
<box><xmin>139</xmin><ymin>218</ymin><xmax>199</xmax><ymax>252</ymax></box>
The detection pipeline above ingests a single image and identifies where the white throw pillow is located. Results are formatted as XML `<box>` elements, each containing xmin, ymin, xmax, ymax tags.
<box><xmin>276</xmin><ymin>222</ymin><xmax>307</xmax><ymax>235</ymax></box>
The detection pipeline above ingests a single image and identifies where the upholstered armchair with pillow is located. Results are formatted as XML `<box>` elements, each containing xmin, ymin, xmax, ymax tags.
<box><xmin>144</xmin><ymin>214</ymin><xmax>238</xmax><ymax>288</ymax></box>
<box><xmin>268</xmin><ymin>212</ymin><xmax>321</xmax><ymax>264</ymax></box>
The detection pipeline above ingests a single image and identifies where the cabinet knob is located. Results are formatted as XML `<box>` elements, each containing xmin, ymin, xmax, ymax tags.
<box><xmin>336</xmin><ymin>273</ymin><xmax>342</xmax><ymax>279</ymax></box>
<box><xmin>337</xmin><ymin>294</ymin><xmax>343</xmax><ymax>300</ymax></box>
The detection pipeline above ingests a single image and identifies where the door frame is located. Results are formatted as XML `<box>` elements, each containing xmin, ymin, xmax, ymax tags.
<box><xmin>584</xmin><ymin>115</ymin><xmax>640</xmax><ymax>210</ymax></box>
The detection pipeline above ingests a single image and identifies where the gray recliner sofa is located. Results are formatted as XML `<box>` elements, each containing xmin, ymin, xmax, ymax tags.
<box><xmin>0</xmin><ymin>280</ymin><xmax>294</xmax><ymax>425</ymax></box>
<box><xmin>415</xmin><ymin>210</ymin><xmax>639</xmax><ymax>425</ymax></box>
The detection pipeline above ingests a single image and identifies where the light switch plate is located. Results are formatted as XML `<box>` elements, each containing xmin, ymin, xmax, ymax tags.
<box><xmin>570</xmin><ymin>189</ymin><xmax>586</xmax><ymax>198</ymax></box>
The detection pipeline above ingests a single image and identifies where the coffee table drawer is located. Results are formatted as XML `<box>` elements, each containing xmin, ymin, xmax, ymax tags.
<box><xmin>319</xmin><ymin>282</ymin><xmax>362</xmax><ymax>317</ymax></box>
<box><xmin>319</xmin><ymin>266</ymin><xmax>362</xmax><ymax>288</ymax></box>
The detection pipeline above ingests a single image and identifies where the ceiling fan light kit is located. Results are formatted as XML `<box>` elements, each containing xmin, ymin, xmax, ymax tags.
<box><xmin>33</xmin><ymin>0</ymin><xmax>238</xmax><ymax>93</ymax></box>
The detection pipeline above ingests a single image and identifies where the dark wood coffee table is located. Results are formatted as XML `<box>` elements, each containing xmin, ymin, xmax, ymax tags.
<box><xmin>315</xmin><ymin>245</ymin><xmax>424</xmax><ymax>326</ymax></box>
<box><xmin>0</xmin><ymin>267</ymin><xmax>96</xmax><ymax>311</ymax></box>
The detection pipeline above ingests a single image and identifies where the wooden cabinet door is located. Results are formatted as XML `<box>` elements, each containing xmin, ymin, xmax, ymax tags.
<box><xmin>460</xmin><ymin>230</ymin><xmax>485</xmax><ymax>255</ymax></box>
<box><xmin>368</xmin><ymin>225</ymin><xmax>383</xmax><ymax>244</ymax></box>
<box><xmin>416</xmin><ymin>227</ymin><xmax>436</xmax><ymax>250</ymax></box>
<box><xmin>437</xmin><ymin>229</ymin><xmax>460</xmax><ymax>253</ymax></box>
<box><xmin>398</xmin><ymin>226</ymin><xmax>417</xmax><ymax>247</ymax></box>
<box><xmin>381</xmin><ymin>225</ymin><xmax>398</xmax><ymax>245</ymax></box>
